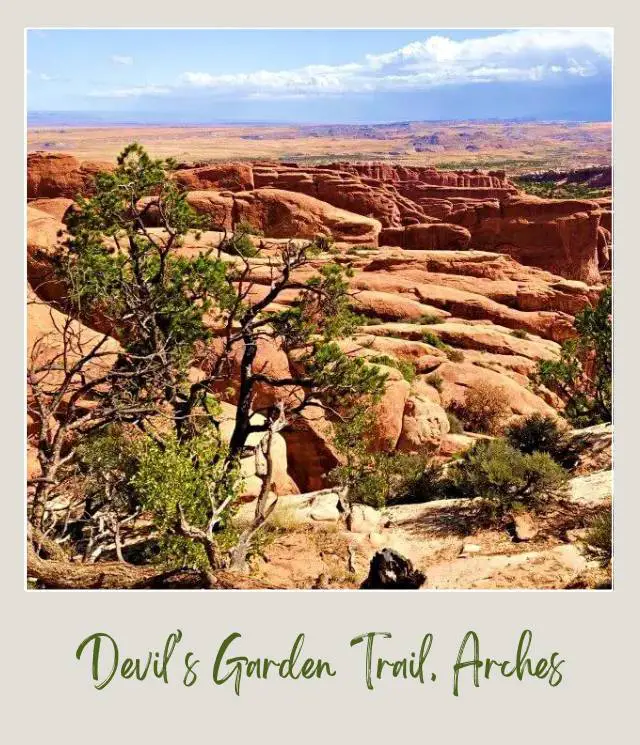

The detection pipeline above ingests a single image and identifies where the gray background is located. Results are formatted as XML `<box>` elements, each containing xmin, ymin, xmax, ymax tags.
<box><xmin>3</xmin><ymin>3</ymin><xmax>636</xmax><ymax>742</ymax></box>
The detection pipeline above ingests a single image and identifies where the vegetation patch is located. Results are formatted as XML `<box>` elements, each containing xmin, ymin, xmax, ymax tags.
<box><xmin>449</xmin><ymin>382</ymin><xmax>510</xmax><ymax>435</ymax></box>
<box><xmin>535</xmin><ymin>287</ymin><xmax>611</xmax><ymax>427</ymax></box>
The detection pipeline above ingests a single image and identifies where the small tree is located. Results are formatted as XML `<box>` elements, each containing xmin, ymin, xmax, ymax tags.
<box><xmin>536</xmin><ymin>287</ymin><xmax>611</xmax><ymax>427</ymax></box>
<box><xmin>27</xmin><ymin>144</ymin><xmax>387</xmax><ymax>587</ymax></box>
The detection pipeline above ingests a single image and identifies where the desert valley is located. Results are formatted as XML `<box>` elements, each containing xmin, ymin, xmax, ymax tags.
<box><xmin>26</xmin><ymin>121</ymin><xmax>612</xmax><ymax>590</ymax></box>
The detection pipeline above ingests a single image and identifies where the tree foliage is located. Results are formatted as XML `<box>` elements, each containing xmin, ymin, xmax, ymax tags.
<box><xmin>505</xmin><ymin>413</ymin><xmax>578</xmax><ymax>469</ymax></box>
<box><xmin>27</xmin><ymin>144</ymin><xmax>387</xmax><ymax>586</ymax></box>
<box><xmin>446</xmin><ymin>439</ymin><xmax>569</xmax><ymax>514</ymax></box>
<box><xmin>536</xmin><ymin>287</ymin><xmax>611</xmax><ymax>427</ymax></box>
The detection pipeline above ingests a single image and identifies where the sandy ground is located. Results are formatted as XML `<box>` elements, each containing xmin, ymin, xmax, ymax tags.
<box><xmin>248</xmin><ymin>494</ymin><xmax>611</xmax><ymax>590</ymax></box>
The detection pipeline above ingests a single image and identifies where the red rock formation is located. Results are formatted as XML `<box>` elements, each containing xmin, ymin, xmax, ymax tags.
<box><xmin>27</xmin><ymin>152</ymin><xmax>112</xmax><ymax>199</ymax></box>
<box><xmin>185</xmin><ymin>191</ymin><xmax>234</xmax><ymax>231</ymax></box>
<box><xmin>380</xmin><ymin>222</ymin><xmax>472</xmax><ymax>250</ymax></box>
<box><xmin>29</xmin><ymin>153</ymin><xmax>609</xmax><ymax>284</ymax></box>
<box><xmin>28</xmin><ymin>198</ymin><xmax>75</xmax><ymax>223</ymax></box>
<box><xmin>27</xmin><ymin>207</ymin><xmax>67</xmax><ymax>303</ymax></box>
<box><xmin>233</xmin><ymin>188</ymin><xmax>381</xmax><ymax>244</ymax></box>
<box><xmin>174</xmin><ymin>163</ymin><xmax>254</xmax><ymax>192</ymax></box>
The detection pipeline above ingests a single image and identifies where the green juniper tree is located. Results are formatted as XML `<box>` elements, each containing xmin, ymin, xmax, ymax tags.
<box><xmin>27</xmin><ymin>144</ymin><xmax>387</xmax><ymax>586</ymax></box>
<box><xmin>535</xmin><ymin>287</ymin><xmax>611</xmax><ymax>427</ymax></box>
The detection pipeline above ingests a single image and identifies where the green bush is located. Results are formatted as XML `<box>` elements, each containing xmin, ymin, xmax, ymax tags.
<box><xmin>418</xmin><ymin>313</ymin><xmax>444</xmax><ymax>325</ymax></box>
<box><xmin>369</xmin><ymin>354</ymin><xmax>416</xmax><ymax>383</ymax></box>
<box><xmin>132</xmin><ymin>430</ymin><xmax>243</xmax><ymax>570</ymax></box>
<box><xmin>513</xmin><ymin>179</ymin><xmax>610</xmax><ymax>200</ymax></box>
<box><xmin>421</xmin><ymin>331</ymin><xmax>448</xmax><ymax>350</ymax></box>
<box><xmin>446</xmin><ymin>438</ymin><xmax>569</xmax><ymax>514</ymax></box>
<box><xmin>312</xmin><ymin>234</ymin><xmax>335</xmax><ymax>252</ymax></box>
<box><xmin>221</xmin><ymin>220</ymin><xmax>263</xmax><ymax>257</ymax></box>
<box><xmin>330</xmin><ymin>451</ymin><xmax>444</xmax><ymax>508</ymax></box>
<box><xmin>425</xmin><ymin>372</ymin><xmax>444</xmax><ymax>392</ymax></box>
<box><xmin>510</xmin><ymin>329</ymin><xmax>529</xmax><ymax>340</ymax></box>
<box><xmin>535</xmin><ymin>287</ymin><xmax>611</xmax><ymax>427</ymax></box>
<box><xmin>582</xmin><ymin>510</ymin><xmax>612</xmax><ymax>567</ymax></box>
<box><xmin>505</xmin><ymin>413</ymin><xmax>578</xmax><ymax>468</ymax></box>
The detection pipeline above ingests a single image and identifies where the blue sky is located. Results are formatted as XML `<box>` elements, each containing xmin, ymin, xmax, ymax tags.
<box><xmin>27</xmin><ymin>28</ymin><xmax>613</xmax><ymax>124</ymax></box>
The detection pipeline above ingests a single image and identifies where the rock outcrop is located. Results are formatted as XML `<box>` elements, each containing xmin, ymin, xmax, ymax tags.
<box><xmin>28</xmin><ymin>153</ymin><xmax>611</xmax><ymax>282</ymax></box>
<box><xmin>27</xmin><ymin>153</ymin><xmax>113</xmax><ymax>199</ymax></box>
<box><xmin>233</xmin><ymin>188</ymin><xmax>381</xmax><ymax>244</ymax></box>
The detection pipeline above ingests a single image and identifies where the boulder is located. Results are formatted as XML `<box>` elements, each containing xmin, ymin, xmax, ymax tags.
<box><xmin>509</xmin><ymin>512</ymin><xmax>538</xmax><ymax>542</ymax></box>
<box><xmin>370</xmin><ymin>378</ymin><xmax>411</xmax><ymax>451</ymax></box>
<box><xmin>569</xmin><ymin>423</ymin><xmax>612</xmax><ymax>476</ymax></box>
<box><xmin>27</xmin><ymin>152</ymin><xmax>112</xmax><ymax>199</ymax></box>
<box><xmin>569</xmin><ymin>471</ymin><xmax>612</xmax><ymax>506</ymax></box>
<box><xmin>233</xmin><ymin>188</ymin><xmax>381</xmax><ymax>245</ymax></box>
<box><xmin>351</xmin><ymin>289</ymin><xmax>448</xmax><ymax>323</ymax></box>
<box><xmin>360</xmin><ymin>549</ymin><xmax>426</xmax><ymax>589</ymax></box>
<box><xmin>174</xmin><ymin>163</ymin><xmax>254</xmax><ymax>192</ymax></box>
<box><xmin>404</xmin><ymin>223</ymin><xmax>471</xmax><ymax>250</ymax></box>
<box><xmin>28</xmin><ymin>289</ymin><xmax>120</xmax><ymax>400</ymax></box>
<box><xmin>137</xmin><ymin>193</ymin><xmax>234</xmax><ymax>231</ymax></box>
<box><xmin>397</xmin><ymin>395</ymin><xmax>450</xmax><ymax>452</ymax></box>
<box><xmin>28</xmin><ymin>197</ymin><xmax>75</xmax><ymax>222</ymax></box>
<box><xmin>185</xmin><ymin>191</ymin><xmax>235</xmax><ymax>231</ymax></box>
<box><xmin>215</xmin><ymin>401</ymin><xmax>298</xmax><ymax>497</ymax></box>
<box><xmin>309</xmin><ymin>492</ymin><xmax>342</xmax><ymax>522</ymax></box>
<box><xmin>347</xmin><ymin>504</ymin><xmax>383</xmax><ymax>534</ymax></box>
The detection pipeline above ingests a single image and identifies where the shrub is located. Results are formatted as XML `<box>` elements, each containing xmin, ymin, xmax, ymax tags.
<box><xmin>425</xmin><ymin>372</ymin><xmax>444</xmax><ymax>392</ymax></box>
<box><xmin>132</xmin><ymin>430</ymin><xmax>243</xmax><ymax>571</ymax></box>
<box><xmin>446</xmin><ymin>438</ymin><xmax>569</xmax><ymax>514</ymax></box>
<box><xmin>446</xmin><ymin>410</ymin><xmax>465</xmax><ymax>434</ymax></box>
<box><xmin>418</xmin><ymin>313</ymin><xmax>444</xmax><ymax>325</ymax></box>
<box><xmin>421</xmin><ymin>331</ymin><xmax>448</xmax><ymax>350</ymax></box>
<box><xmin>387</xmin><ymin>458</ymin><xmax>446</xmax><ymax>505</ymax></box>
<box><xmin>505</xmin><ymin>413</ymin><xmax>578</xmax><ymax>468</ymax></box>
<box><xmin>312</xmin><ymin>234</ymin><xmax>335</xmax><ymax>252</ymax></box>
<box><xmin>358</xmin><ymin>315</ymin><xmax>384</xmax><ymax>326</ymax></box>
<box><xmin>450</xmin><ymin>382</ymin><xmax>510</xmax><ymax>434</ymax></box>
<box><xmin>446</xmin><ymin>349</ymin><xmax>465</xmax><ymax>363</ymax></box>
<box><xmin>513</xmin><ymin>179</ymin><xmax>610</xmax><ymax>201</ymax></box>
<box><xmin>582</xmin><ymin>510</ymin><xmax>612</xmax><ymax>567</ymax></box>
<box><xmin>221</xmin><ymin>219</ymin><xmax>264</xmax><ymax>257</ymax></box>
<box><xmin>369</xmin><ymin>354</ymin><xmax>416</xmax><ymax>383</ymax></box>
<box><xmin>330</xmin><ymin>451</ymin><xmax>443</xmax><ymax>508</ymax></box>
<box><xmin>223</xmin><ymin>231</ymin><xmax>258</xmax><ymax>257</ymax></box>
<box><xmin>510</xmin><ymin>329</ymin><xmax>529</xmax><ymax>340</ymax></box>
<box><xmin>234</xmin><ymin>219</ymin><xmax>263</xmax><ymax>236</ymax></box>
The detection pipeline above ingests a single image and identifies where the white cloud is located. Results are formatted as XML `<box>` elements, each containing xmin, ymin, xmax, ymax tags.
<box><xmin>179</xmin><ymin>28</ymin><xmax>612</xmax><ymax>99</ymax></box>
<box><xmin>111</xmin><ymin>55</ymin><xmax>133</xmax><ymax>66</ymax></box>
<box><xmin>89</xmin><ymin>84</ymin><xmax>170</xmax><ymax>98</ymax></box>
<box><xmin>39</xmin><ymin>73</ymin><xmax>59</xmax><ymax>82</ymax></box>
<box><xmin>87</xmin><ymin>28</ymin><xmax>612</xmax><ymax>101</ymax></box>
